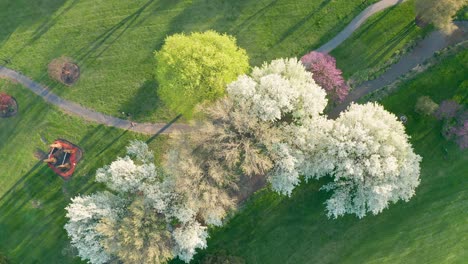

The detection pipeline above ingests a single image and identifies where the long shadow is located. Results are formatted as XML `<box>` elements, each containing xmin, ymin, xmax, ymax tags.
<box><xmin>120</xmin><ymin>79</ymin><xmax>168</xmax><ymax>121</ymax></box>
<box><xmin>349</xmin><ymin>3</ymin><xmax>399</xmax><ymax>42</ymax></box>
<box><xmin>94</xmin><ymin>130</ymin><xmax>129</xmax><ymax>158</ymax></box>
<box><xmin>0</xmin><ymin>161</ymin><xmax>42</xmax><ymax>204</ymax></box>
<box><xmin>271</xmin><ymin>0</ymin><xmax>332</xmax><ymax>49</ymax></box>
<box><xmin>146</xmin><ymin>114</ymin><xmax>182</xmax><ymax>143</ymax></box>
<box><xmin>366</xmin><ymin>21</ymin><xmax>416</xmax><ymax>68</ymax></box>
<box><xmin>11</xmin><ymin>0</ymin><xmax>81</xmax><ymax>59</ymax></box>
<box><xmin>73</xmin><ymin>0</ymin><xmax>156</xmax><ymax>68</ymax></box>
<box><xmin>0</xmin><ymin>0</ymin><xmax>68</xmax><ymax>47</ymax></box>
<box><xmin>232</xmin><ymin>0</ymin><xmax>280</xmax><ymax>35</ymax></box>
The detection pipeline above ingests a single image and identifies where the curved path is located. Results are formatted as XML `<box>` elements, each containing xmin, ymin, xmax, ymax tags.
<box><xmin>0</xmin><ymin>66</ymin><xmax>190</xmax><ymax>135</ymax></box>
<box><xmin>0</xmin><ymin>0</ymin><xmax>425</xmax><ymax>134</ymax></box>
<box><xmin>328</xmin><ymin>22</ymin><xmax>468</xmax><ymax>119</ymax></box>
<box><xmin>317</xmin><ymin>0</ymin><xmax>407</xmax><ymax>53</ymax></box>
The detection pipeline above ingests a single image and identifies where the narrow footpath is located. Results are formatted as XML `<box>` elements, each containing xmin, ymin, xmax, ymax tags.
<box><xmin>328</xmin><ymin>22</ymin><xmax>468</xmax><ymax>119</ymax></box>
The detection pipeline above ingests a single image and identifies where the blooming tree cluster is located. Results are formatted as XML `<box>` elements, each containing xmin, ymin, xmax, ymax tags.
<box><xmin>300</xmin><ymin>51</ymin><xmax>349</xmax><ymax>103</ymax></box>
<box><xmin>225</xmin><ymin>58</ymin><xmax>329</xmax><ymax>196</ymax></box>
<box><xmin>65</xmin><ymin>140</ymin><xmax>209</xmax><ymax>264</ymax></box>
<box><xmin>66</xmin><ymin>56</ymin><xmax>424</xmax><ymax>263</ymax></box>
<box><xmin>64</xmin><ymin>192</ymin><xmax>124</xmax><ymax>264</ymax></box>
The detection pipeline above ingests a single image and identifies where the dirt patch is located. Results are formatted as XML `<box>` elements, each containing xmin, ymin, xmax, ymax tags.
<box><xmin>48</xmin><ymin>57</ymin><xmax>80</xmax><ymax>86</ymax></box>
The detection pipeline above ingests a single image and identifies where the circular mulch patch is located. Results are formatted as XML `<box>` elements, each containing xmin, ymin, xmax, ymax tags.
<box><xmin>61</xmin><ymin>62</ymin><xmax>80</xmax><ymax>86</ymax></box>
<box><xmin>48</xmin><ymin>57</ymin><xmax>80</xmax><ymax>86</ymax></box>
<box><xmin>0</xmin><ymin>94</ymin><xmax>18</xmax><ymax>118</ymax></box>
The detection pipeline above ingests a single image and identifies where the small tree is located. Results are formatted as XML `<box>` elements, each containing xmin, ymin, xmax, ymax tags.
<box><xmin>435</xmin><ymin>100</ymin><xmax>461</xmax><ymax>120</ymax></box>
<box><xmin>155</xmin><ymin>31</ymin><xmax>249</xmax><ymax>116</ymax></box>
<box><xmin>415</xmin><ymin>0</ymin><xmax>467</xmax><ymax>33</ymax></box>
<box><xmin>442</xmin><ymin>109</ymin><xmax>467</xmax><ymax>149</ymax></box>
<box><xmin>300</xmin><ymin>51</ymin><xmax>349</xmax><ymax>103</ymax></box>
<box><xmin>415</xmin><ymin>96</ymin><xmax>439</xmax><ymax>115</ymax></box>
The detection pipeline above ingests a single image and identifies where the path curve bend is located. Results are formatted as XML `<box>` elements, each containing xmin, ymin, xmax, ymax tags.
<box><xmin>0</xmin><ymin>66</ymin><xmax>190</xmax><ymax>135</ymax></box>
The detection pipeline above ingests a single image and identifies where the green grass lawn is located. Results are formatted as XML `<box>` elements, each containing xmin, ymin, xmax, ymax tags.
<box><xmin>183</xmin><ymin>50</ymin><xmax>468</xmax><ymax>264</ymax></box>
<box><xmin>0</xmin><ymin>0</ymin><xmax>378</xmax><ymax>122</ymax></box>
<box><xmin>331</xmin><ymin>0</ymin><xmax>432</xmax><ymax>84</ymax></box>
<box><xmin>0</xmin><ymin>79</ymin><xmax>168</xmax><ymax>263</ymax></box>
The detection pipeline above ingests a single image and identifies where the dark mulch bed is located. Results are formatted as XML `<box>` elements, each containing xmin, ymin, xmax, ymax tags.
<box><xmin>61</xmin><ymin>62</ymin><xmax>80</xmax><ymax>86</ymax></box>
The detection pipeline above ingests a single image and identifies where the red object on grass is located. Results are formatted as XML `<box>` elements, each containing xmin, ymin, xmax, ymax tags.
<box><xmin>46</xmin><ymin>139</ymin><xmax>82</xmax><ymax>180</ymax></box>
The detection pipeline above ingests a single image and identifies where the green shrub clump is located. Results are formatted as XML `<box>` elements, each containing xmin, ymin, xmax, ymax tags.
<box><xmin>155</xmin><ymin>31</ymin><xmax>250</xmax><ymax>116</ymax></box>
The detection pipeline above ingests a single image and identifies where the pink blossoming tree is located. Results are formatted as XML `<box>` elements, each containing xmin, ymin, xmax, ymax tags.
<box><xmin>301</xmin><ymin>51</ymin><xmax>349</xmax><ymax>103</ymax></box>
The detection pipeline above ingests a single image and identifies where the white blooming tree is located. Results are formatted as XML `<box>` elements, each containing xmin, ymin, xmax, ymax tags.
<box><xmin>64</xmin><ymin>192</ymin><xmax>125</xmax><ymax>264</ymax></box>
<box><xmin>66</xmin><ymin>141</ymin><xmax>210</xmax><ymax>264</ymax></box>
<box><xmin>224</xmin><ymin>58</ymin><xmax>329</xmax><ymax>196</ymax></box>
<box><xmin>173</xmin><ymin>221</ymin><xmax>209</xmax><ymax>263</ymax></box>
<box><xmin>302</xmin><ymin>103</ymin><xmax>422</xmax><ymax>218</ymax></box>
<box><xmin>227</xmin><ymin>57</ymin><xmax>327</xmax><ymax>122</ymax></box>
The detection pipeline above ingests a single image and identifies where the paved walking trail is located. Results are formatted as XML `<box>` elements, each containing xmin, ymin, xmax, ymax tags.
<box><xmin>317</xmin><ymin>0</ymin><xmax>407</xmax><ymax>53</ymax></box>
<box><xmin>328</xmin><ymin>22</ymin><xmax>468</xmax><ymax>119</ymax></box>
<box><xmin>0</xmin><ymin>0</ymin><xmax>462</xmax><ymax>133</ymax></box>
<box><xmin>0</xmin><ymin>66</ymin><xmax>190</xmax><ymax>134</ymax></box>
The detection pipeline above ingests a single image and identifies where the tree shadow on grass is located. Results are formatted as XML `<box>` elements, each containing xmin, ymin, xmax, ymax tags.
<box><xmin>0</xmin><ymin>0</ymin><xmax>69</xmax><ymax>48</ymax></box>
<box><xmin>73</xmin><ymin>0</ymin><xmax>158</xmax><ymax>70</ymax></box>
<box><xmin>0</xmin><ymin>161</ymin><xmax>78</xmax><ymax>263</ymax></box>
<box><xmin>270</xmin><ymin>0</ymin><xmax>332</xmax><ymax>51</ymax></box>
<box><xmin>365</xmin><ymin>21</ymin><xmax>417</xmax><ymax>69</ymax></box>
<box><xmin>10</xmin><ymin>0</ymin><xmax>81</xmax><ymax>60</ymax></box>
<box><xmin>120</xmin><ymin>79</ymin><xmax>175</xmax><ymax>122</ymax></box>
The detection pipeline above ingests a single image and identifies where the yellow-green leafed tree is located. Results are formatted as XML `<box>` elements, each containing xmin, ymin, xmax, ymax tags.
<box><xmin>155</xmin><ymin>30</ymin><xmax>249</xmax><ymax>117</ymax></box>
<box><xmin>415</xmin><ymin>0</ymin><xmax>467</xmax><ymax>33</ymax></box>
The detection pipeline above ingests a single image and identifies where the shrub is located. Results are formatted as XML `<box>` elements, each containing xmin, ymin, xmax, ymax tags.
<box><xmin>155</xmin><ymin>31</ymin><xmax>249</xmax><ymax>116</ymax></box>
<box><xmin>0</xmin><ymin>93</ymin><xmax>13</xmax><ymax>114</ymax></box>
<box><xmin>435</xmin><ymin>100</ymin><xmax>461</xmax><ymax>120</ymax></box>
<box><xmin>442</xmin><ymin>110</ymin><xmax>467</xmax><ymax>149</ymax></box>
<box><xmin>415</xmin><ymin>96</ymin><xmax>439</xmax><ymax>115</ymax></box>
